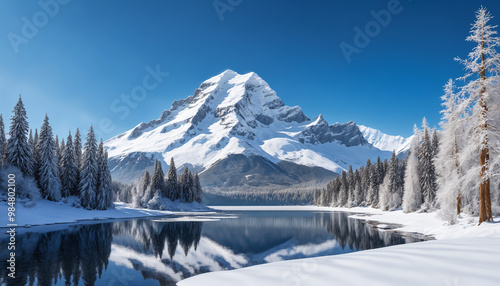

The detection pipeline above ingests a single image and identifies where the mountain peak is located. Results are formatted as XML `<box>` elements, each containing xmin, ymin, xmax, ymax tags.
<box><xmin>105</xmin><ymin>70</ymin><xmax>397</xmax><ymax>184</ymax></box>
<box><xmin>358</xmin><ymin>125</ymin><xmax>412</xmax><ymax>154</ymax></box>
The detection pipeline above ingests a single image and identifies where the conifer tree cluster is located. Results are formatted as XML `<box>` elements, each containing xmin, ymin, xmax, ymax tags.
<box><xmin>134</xmin><ymin>157</ymin><xmax>202</xmax><ymax>209</ymax></box>
<box><xmin>315</xmin><ymin>153</ymin><xmax>406</xmax><ymax>210</ymax></box>
<box><xmin>0</xmin><ymin>96</ymin><xmax>113</xmax><ymax>209</ymax></box>
<box><xmin>316</xmin><ymin>118</ymin><xmax>440</xmax><ymax>212</ymax></box>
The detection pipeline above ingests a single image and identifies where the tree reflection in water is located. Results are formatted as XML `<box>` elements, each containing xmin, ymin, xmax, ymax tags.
<box><xmin>0</xmin><ymin>212</ymin><xmax>424</xmax><ymax>286</ymax></box>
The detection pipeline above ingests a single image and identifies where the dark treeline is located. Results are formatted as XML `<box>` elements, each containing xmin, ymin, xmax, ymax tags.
<box><xmin>0</xmin><ymin>96</ymin><xmax>113</xmax><ymax>210</ymax></box>
<box><xmin>204</xmin><ymin>186</ymin><xmax>319</xmax><ymax>205</ymax></box>
<box><xmin>0</xmin><ymin>220</ymin><xmax>203</xmax><ymax>286</ymax></box>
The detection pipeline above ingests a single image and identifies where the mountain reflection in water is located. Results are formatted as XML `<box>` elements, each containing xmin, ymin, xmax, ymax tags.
<box><xmin>0</xmin><ymin>211</ymin><xmax>424</xmax><ymax>286</ymax></box>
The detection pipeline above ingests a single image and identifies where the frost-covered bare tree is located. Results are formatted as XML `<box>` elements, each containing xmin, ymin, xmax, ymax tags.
<box><xmin>455</xmin><ymin>7</ymin><xmax>500</xmax><ymax>224</ymax></box>
<box><xmin>403</xmin><ymin>125</ymin><xmax>422</xmax><ymax>213</ymax></box>
<box><xmin>379</xmin><ymin>152</ymin><xmax>402</xmax><ymax>211</ymax></box>
<box><xmin>436</xmin><ymin>80</ymin><xmax>466</xmax><ymax>223</ymax></box>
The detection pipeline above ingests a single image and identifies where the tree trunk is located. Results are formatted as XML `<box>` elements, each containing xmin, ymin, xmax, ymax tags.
<box><xmin>478</xmin><ymin>143</ymin><xmax>492</xmax><ymax>224</ymax></box>
<box><xmin>478</xmin><ymin>35</ymin><xmax>493</xmax><ymax>225</ymax></box>
<box><xmin>454</xmin><ymin>139</ymin><xmax>461</xmax><ymax>215</ymax></box>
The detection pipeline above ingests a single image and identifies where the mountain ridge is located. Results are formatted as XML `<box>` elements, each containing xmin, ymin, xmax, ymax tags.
<box><xmin>105</xmin><ymin>70</ymin><xmax>408</xmax><ymax>187</ymax></box>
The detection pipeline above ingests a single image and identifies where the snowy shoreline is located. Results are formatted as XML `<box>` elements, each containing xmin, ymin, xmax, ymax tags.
<box><xmin>0</xmin><ymin>197</ymin><xmax>213</xmax><ymax>230</ymax></box>
<box><xmin>177</xmin><ymin>205</ymin><xmax>500</xmax><ymax>286</ymax></box>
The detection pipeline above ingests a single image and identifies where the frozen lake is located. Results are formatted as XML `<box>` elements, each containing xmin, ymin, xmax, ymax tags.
<box><xmin>0</xmin><ymin>210</ymin><xmax>426</xmax><ymax>286</ymax></box>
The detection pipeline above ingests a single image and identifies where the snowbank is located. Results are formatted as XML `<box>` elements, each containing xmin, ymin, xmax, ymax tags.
<box><xmin>178</xmin><ymin>205</ymin><xmax>500</xmax><ymax>286</ymax></box>
<box><xmin>0</xmin><ymin>197</ymin><xmax>212</xmax><ymax>228</ymax></box>
<box><xmin>178</xmin><ymin>236</ymin><xmax>500</xmax><ymax>286</ymax></box>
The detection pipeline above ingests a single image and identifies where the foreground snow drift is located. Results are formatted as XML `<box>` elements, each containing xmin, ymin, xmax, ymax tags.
<box><xmin>179</xmin><ymin>206</ymin><xmax>500</xmax><ymax>286</ymax></box>
<box><xmin>178</xmin><ymin>236</ymin><xmax>500</xmax><ymax>286</ymax></box>
<box><xmin>0</xmin><ymin>197</ymin><xmax>211</xmax><ymax>228</ymax></box>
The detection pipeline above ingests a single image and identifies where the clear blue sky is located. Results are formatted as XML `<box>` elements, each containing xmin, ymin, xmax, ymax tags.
<box><xmin>1</xmin><ymin>0</ymin><xmax>499</xmax><ymax>140</ymax></box>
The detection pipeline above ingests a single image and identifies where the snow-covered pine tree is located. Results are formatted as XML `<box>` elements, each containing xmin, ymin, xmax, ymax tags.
<box><xmin>141</xmin><ymin>162</ymin><xmax>158</xmax><ymax>205</ymax></box>
<box><xmin>362</xmin><ymin>159</ymin><xmax>372</xmax><ymax>205</ymax></box>
<box><xmin>33</xmin><ymin>128</ymin><xmax>42</xmax><ymax>187</ymax></box>
<box><xmin>370</xmin><ymin>157</ymin><xmax>384</xmax><ymax>208</ymax></box>
<box><xmin>58</xmin><ymin>139</ymin><xmax>65</xmax><ymax>182</ymax></box>
<box><xmin>186</xmin><ymin>171</ymin><xmax>195</xmax><ymax>203</ymax></box>
<box><xmin>193</xmin><ymin>172</ymin><xmax>202</xmax><ymax>203</ymax></box>
<box><xmin>402</xmin><ymin>125</ymin><xmax>422</xmax><ymax>213</ymax></box>
<box><xmin>60</xmin><ymin>139</ymin><xmax>65</xmax><ymax>156</ymax></box>
<box><xmin>0</xmin><ymin>114</ymin><xmax>6</xmax><ymax>166</ymax></box>
<box><xmin>379</xmin><ymin>152</ymin><xmax>402</xmax><ymax>211</ymax></box>
<box><xmin>435</xmin><ymin>80</ymin><xmax>466</xmax><ymax>223</ymax></box>
<box><xmin>6</xmin><ymin>96</ymin><xmax>34</xmax><ymax>177</ymax></box>
<box><xmin>180</xmin><ymin>166</ymin><xmax>193</xmax><ymax>202</ymax></box>
<box><xmin>319</xmin><ymin>184</ymin><xmax>327</xmax><ymax>206</ymax></box>
<box><xmin>314</xmin><ymin>189</ymin><xmax>321</xmax><ymax>206</ymax></box>
<box><xmin>96</xmin><ymin>145</ymin><xmax>113</xmax><ymax>210</ymax></box>
<box><xmin>322</xmin><ymin>177</ymin><xmax>337</xmax><ymax>206</ymax></box>
<box><xmin>431</xmin><ymin>129</ymin><xmax>439</xmax><ymax>157</ymax></box>
<box><xmin>79</xmin><ymin>126</ymin><xmax>98</xmax><ymax>209</ymax></box>
<box><xmin>418</xmin><ymin>118</ymin><xmax>437</xmax><ymax>211</ymax></box>
<box><xmin>38</xmin><ymin>114</ymin><xmax>62</xmax><ymax>201</ymax></box>
<box><xmin>61</xmin><ymin>131</ymin><xmax>78</xmax><ymax>197</ymax></box>
<box><xmin>140</xmin><ymin>170</ymin><xmax>151</xmax><ymax>199</ymax></box>
<box><xmin>103</xmin><ymin>149</ymin><xmax>114</xmax><ymax>208</ymax></box>
<box><xmin>96</xmin><ymin>140</ymin><xmax>104</xmax><ymax>205</ymax></box>
<box><xmin>338</xmin><ymin>170</ymin><xmax>349</xmax><ymax>207</ymax></box>
<box><xmin>397</xmin><ymin>156</ymin><xmax>405</xmax><ymax>201</ymax></box>
<box><xmin>28</xmin><ymin>129</ymin><xmax>33</xmax><ymax>153</ymax></box>
<box><xmin>455</xmin><ymin>7</ymin><xmax>500</xmax><ymax>224</ymax></box>
<box><xmin>354</xmin><ymin>169</ymin><xmax>363</xmax><ymax>206</ymax></box>
<box><xmin>165</xmin><ymin>157</ymin><xmax>179</xmax><ymax>201</ymax></box>
<box><xmin>55</xmin><ymin>135</ymin><xmax>60</xmax><ymax>167</ymax></box>
<box><xmin>133</xmin><ymin>170</ymin><xmax>150</xmax><ymax>207</ymax></box>
<box><xmin>347</xmin><ymin>166</ymin><xmax>355</xmax><ymax>206</ymax></box>
<box><xmin>150</xmin><ymin>159</ymin><xmax>166</xmax><ymax>198</ymax></box>
<box><xmin>326</xmin><ymin>176</ymin><xmax>337</xmax><ymax>206</ymax></box>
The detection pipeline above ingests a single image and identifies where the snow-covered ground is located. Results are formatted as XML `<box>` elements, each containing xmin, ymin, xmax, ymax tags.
<box><xmin>0</xmin><ymin>197</ymin><xmax>212</xmax><ymax>228</ymax></box>
<box><xmin>178</xmin><ymin>205</ymin><xmax>500</xmax><ymax>286</ymax></box>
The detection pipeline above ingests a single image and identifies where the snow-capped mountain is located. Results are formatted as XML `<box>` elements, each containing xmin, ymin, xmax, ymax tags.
<box><xmin>358</xmin><ymin>125</ymin><xmax>412</xmax><ymax>155</ymax></box>
<box><xmin>105</xmin><ymin>70</ymin><xmax>395</xmax><ymax>187</ymax></box>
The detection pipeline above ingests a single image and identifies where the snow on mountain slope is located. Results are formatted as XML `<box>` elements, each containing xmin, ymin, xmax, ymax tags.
<box><xmin>105</xmin><ymin>70</ymin><xmax>394</xmax><ymax>185</ymax></box>
<box><xmin>358</xmin><ymin>125</ymin><xmax>412</xmax><ymax>154</ymax></box>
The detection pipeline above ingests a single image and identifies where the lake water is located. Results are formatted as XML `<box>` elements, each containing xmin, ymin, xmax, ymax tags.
<box><xmin>0</xmin><ymin>210</ymin><xmax>426</xmax><ymax>286</ymax></box>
